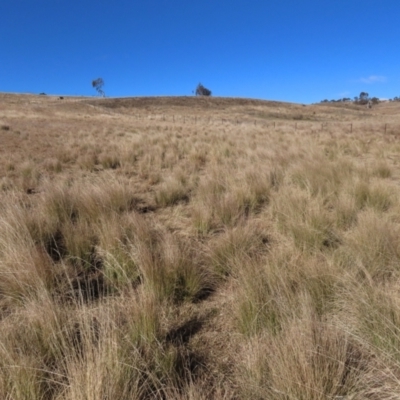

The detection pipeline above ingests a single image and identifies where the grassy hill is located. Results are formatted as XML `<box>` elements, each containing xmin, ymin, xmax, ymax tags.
<box><xmin>1</xmin><ymin>93</ymin><xmax>400</xmax><ymax>399</ymax></box>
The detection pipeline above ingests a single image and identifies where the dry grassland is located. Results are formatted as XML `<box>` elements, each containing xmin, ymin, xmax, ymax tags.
<box><xmin>1</xmin><ymin>93</ymin><xmax>400</xmax><ymax>399</ymax></box>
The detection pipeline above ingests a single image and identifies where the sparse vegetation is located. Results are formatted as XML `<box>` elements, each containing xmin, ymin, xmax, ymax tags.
<box><xmin>1</xmin><ymin>92</ymin><xmax>400</xmax><ymax>398</ymax></box>
<box><xmin>321</xmin><ymin>91</ymin><xmax>381</xmax><ymax>105</ymax></box>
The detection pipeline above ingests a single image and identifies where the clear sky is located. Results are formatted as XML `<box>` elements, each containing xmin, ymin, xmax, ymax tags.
<box><xmin>1</xmin><ymin>0</ymin><xmax>399</xmax><ymax>103</ymax></box>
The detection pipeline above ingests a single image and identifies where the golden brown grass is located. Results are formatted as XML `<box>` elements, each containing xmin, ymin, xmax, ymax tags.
<box><xmin>1</xmin><ymin>92</ymin><xmax>400</xmax><ymax>398</ymax></box>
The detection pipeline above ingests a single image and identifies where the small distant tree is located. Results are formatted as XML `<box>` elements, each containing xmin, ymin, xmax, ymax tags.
<box><xmin>357</xmin><ymin>91</ymin><xmax>369</xmax><ymax>105</ymax></box>
<box><xmin>370</xmin><ymin>97</ymin><xmax>380</xmax><ymax>105</ymax></box>
<box><xmin>195</xmin><ymin>83</ymin><xmax>212</xmax><ymax>96</ymax></box>
<box><xmin>92</xmin><ymin>78</ymin><xmax>105</xmax><ymax>97</ymax></box>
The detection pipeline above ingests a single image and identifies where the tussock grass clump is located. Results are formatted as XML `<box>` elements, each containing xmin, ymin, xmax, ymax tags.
<box><xmin>61</xmin><ymin>220</ymin><xmax>98</xmax><ymax>268</ymax></box>
<box><xmin>272</xmin><ymin>187</ymin><xmax>341</xmax><ymax>252</ymax></box>
<box><xmin>208</xmin><ymin>220</ymin><xmax>269</xmax><ymax>278</ymax></box>
<box><xmin>291</xmin><ymin>157</ymin><xmax>353</xmax><ymax>197</ymax></box>
<box><xmin>99</xmin><ymin>153</ymin><xmax>121</xmax><ymax>169</ymax></box>
<box><xmin>155</xmin><ymin>176</ymin><xmax>189</xmax><ymax>207</ymax></box>
<box><xmin>132</xmin><ymin>222</ymin><xmax>212</xmax><ymax>303</ymax></box>
<box><xmin>373</xmin><ymin>161</ymin><xmax>392</xmax><ymax>178</ymax></box>
<box><xmin>338</xmin><ymin>212</ymin><xmax>400</xmax><ymax>281</ymax></box>
<box><xmin>234</xmin><ymin>240</ymin><xmax>342</xmax><ymax>338</ymax></box>
<box><xmin>331</xmin><ymin>192</ymin><xmax>359</xmax><ymax>230</ymax></box>
<box><xmin>77</xmin><ymin>150</ymin><xmax>101</xmax><ymax>171</ymax></box>
<box><xmin>42</xmin><ymin>157</ymin><xmax>63</xmax><ymax>173</ymax></box>
<box><xmin>0</xmin><ymin>204</ymin><xmax>60</xmax><ymax>306</ymax></box>
<box><xmin>188</xmin><ymin>146</ymin><xmax>208</xmax><ymax>169</ymax></box>
<box><xmin>191</xmin><ymin>167</ymin><xmax>271</xmax><ymax>232</ymax></box>
<box><xmin>237</xmin><ymin>311</ymin><xmax>367</xmax><ymax>399</ymax></box>
<box><xmin>40</xmin><ymin>179</ymin><xmax>137</xmax><ymax>225</ymax></box>
<box><xmin>243</xmin><ymin>169</ymin><xmax>271</xmax><ymax>207</ymax></box>
<box><xmin>95</xmin><ymin>215</ymin><xmax>139</xmax><ymax>289</ymax></box>
<box><xmin>191</xmin><ymin>202</ymin><xmax>214</xmax><ymax>235</ymax></box>
<box><xmin>353</xmin><ymin>179</ymin><xmax>394</xmax><ymax>212</ymax></box>
<box><xmin>19</xmin><ymin>161</ymin><xmax>41</xmax><ymax>192</ymax></box>
<box><xmin>235</xmin><ymin>257</ymin><xmax>291</xmax><ymax>336</ymax></box>
<box><xmin>342</xmin><ymin>283</ymin><xmax>400</xmax><ymax>363</ymax></box>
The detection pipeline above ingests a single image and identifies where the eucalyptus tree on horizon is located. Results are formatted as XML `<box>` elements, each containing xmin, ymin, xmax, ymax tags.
<box><xmin>92</xmin><ymin>78</ymin><xmax>105</xmax><ymax>97</ymax></box>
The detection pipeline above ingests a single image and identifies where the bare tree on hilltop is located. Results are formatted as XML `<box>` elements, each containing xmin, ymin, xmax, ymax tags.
<box><xmin>92</xmin><ymin>78</ymin><xmax>105</xmax><ymax>97</ymax></box>
<box><xmin>195</xmin><ymin>83</ymin><xmax>212</xmax><ymax>96</ymax></box>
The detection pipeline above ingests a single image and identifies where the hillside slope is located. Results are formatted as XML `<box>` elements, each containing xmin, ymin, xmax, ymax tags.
<box><xmin>1</xmin><ymin>93</ymin><xmax>400</xmax><ymax>399</ymax></box>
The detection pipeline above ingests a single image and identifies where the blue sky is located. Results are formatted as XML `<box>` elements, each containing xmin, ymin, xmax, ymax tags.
<box><xmin>1</xmin><ymin>0</ymin><xmax>399</xmax><ymax>103</ymax></box>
